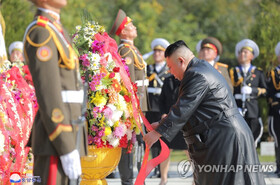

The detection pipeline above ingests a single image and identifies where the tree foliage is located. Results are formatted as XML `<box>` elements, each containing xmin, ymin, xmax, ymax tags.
<box><xmin>250</xmin><ymin>0</ymin><xmax>280</xmax><ymax>71</ymax></box>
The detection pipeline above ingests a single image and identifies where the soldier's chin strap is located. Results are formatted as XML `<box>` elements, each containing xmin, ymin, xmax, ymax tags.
<box><xmin>69</xmin><ymin>71</ymin><xmax>89</xmax><ymax>185</ymax></box>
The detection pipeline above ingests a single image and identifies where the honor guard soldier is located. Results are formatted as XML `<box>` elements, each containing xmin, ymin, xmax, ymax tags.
<box><xmin>198</xmin><ymin>37</ymin><xmax>233</xmax><ymax>92</ymax></box>
<box><xmin>8</xmin><ymin>41</ymin><xmax>24</xmax><ymax>63</ymax></box>
<box><xmin>267</xmin><ymin>42</ymin><xmax>280</xmax><ymax>177</ymax></box>
<box><xmin>23</xmin><ymin>0</ymin><xmax>88</xmax><ymax>184</ymax></box>
<box><xmin>145</xmin><ymin>38</ymin><xmax>171</xmax><ymax>178</ymax></box>
<box><xmin>230</xmin><ymin>39</ymin><xmax>267</xmax><ymax>147</ymax></box>
<box><xmin>110</xmin><ymin>9</ymin><xmax>149</xmax><ymax>185</ymax></box>
<box><xmin>0</xmin><ymin>9</ymin><xmax>8</xmax><ymax>68</ymax></box>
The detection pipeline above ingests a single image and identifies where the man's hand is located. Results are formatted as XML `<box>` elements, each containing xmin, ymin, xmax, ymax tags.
<box><xmin>60</xmin><ymin>149</ymin><xmax>81</xmax><ymax>180</ymax></box>
<box><xmin>151</xmin><ymin>122</ymin><xmax>159</xmax><ymax>130</ymax></box>
<box><xmin>143</xmin><ymin>130</ymin><xmax>162</xmax><ymax>148</ymax></box>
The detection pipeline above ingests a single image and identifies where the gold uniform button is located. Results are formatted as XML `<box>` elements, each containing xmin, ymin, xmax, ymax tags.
<box><xmin>248</xmin><ymin>83</ymin><xmax>251</xmax><ymax>87</ymax></box>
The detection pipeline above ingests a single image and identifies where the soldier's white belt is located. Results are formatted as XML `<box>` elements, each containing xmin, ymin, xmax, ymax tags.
<box><xmin>135</xmin><ymin>79</ymin><xmax>149</xmax><ymax>87</ymax></box>
<box><xmin>276</xmin><ymin>93</ymin><xmax>280</xmax><ymax>98</ymax></box>
<box><xmin>234</xmin><ymin>94</ymin><xmax>250</xmax><ymax>100</ymax></box>
<box><xmin>147</xmin><ymin>87</ymin><xmax>162</xmax><ymax>95</ymax></box>
<box><xmin>61</xmin><ymin>90</ymin><xmax>84</xmax><ymax>103</ymax></box>
<box><xmin>234</xmin><ymin>94</ymin><xmax>257</xmax><ymax>100</ymax></box>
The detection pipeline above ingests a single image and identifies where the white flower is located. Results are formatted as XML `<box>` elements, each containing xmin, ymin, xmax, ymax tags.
<box><xmin>89</xmin><ymin>53</ymin><xmax>100</xmax><ymax>70</ymax></box>
<box><xmin>107</xmin><ymin>134</ymin><xmax>120</xmax><ymax>147</ymax></box>
<box><xmin>75</xmin><ymin>25</ymin><xmax>81</xmax><ymax>31</ymax></box>
<box><xmin>117</xmin><ymin>94</ymin><xmax>127</xmax><ymax>111</ymax></box>
<box><xmin>107</xmin><ymin>104</ymin><xmax>123</xmax><ymax>122</ymax></box>
<box><xmin>126</xmin><ymin>129</ymin><xmax>132</xmax><ymax>140</ymax></box>
<box><xmin>115</xmin><ymin>73</ymin><xmax>121</xmax><ymax>82</ymax></box>
<box><xmin>0</xmin><ymin>131</ymin><xmax>5</xmax><ymax>155</ymax></box>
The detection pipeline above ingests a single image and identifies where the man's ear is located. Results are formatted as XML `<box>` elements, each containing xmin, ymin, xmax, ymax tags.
<box><xmin>120</xmin><ymin>29</ymin><xmax>127</xmax><ymax>37</ymax></box>
<box><xmin>178</xmin><ymin>56</ymin><xmax>184</xmax><ymax>65</ymax></box>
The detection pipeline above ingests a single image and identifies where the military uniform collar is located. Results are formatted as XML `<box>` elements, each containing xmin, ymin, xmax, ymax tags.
<box><xmin>208</xmin><ymin>60</ymin><xmax>215</xmax><ymax>66</ymax></box>
<box><xmin>36</xmin><ymin>8</ymin><xmax>60</xmax><ymax>24</ymax></box>
<box><xmin>120</xmin><ymin>39</ymin><xmax>133</xmax><ymax>46</ymax></box>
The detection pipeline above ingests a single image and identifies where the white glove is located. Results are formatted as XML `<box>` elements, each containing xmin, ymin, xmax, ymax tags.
<box><xmin>60</xmin><ymin>149</ymin><xmax>81</xmax><ymax>180</ymax></box>
<box><xmin>241</xmin><ymin>86</ymin><xmax>252</xmax><ymax>94</ymax></box>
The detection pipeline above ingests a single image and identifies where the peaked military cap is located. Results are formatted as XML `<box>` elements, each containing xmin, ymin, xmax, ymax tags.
<box><xmin>110</xmin><ymin>9</ymin><xmax>132</xmax><ymax>36</ymax></box>
<box><xmin>9</xmin><ymin>41</ymin><xmax>23</xmax><ymax>55</ymax></box>
<box><xmin>151</xmin><ymin>38</ymin><xmax>170</xmax><ymax>51</ymax></box>
<box><xmin>201</xmin><ymin>37</ymin><xmax>222</xmax><ymax>55</ymax></box>
<box><xmin>235</xmin><ymin>39</ymin><xmax>259</xmax><ymax>60</ymax></box>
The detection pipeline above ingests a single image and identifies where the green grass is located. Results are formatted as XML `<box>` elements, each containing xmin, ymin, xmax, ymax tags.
<box><xmin>169</xmin><ymin>148</ymin><xmax>275</xmax><ymax>163</ymax></box>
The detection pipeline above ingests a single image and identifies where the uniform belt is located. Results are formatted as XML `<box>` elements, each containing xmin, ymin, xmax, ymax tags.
<box><xmin>147</xmin><ymin>87</ymin><xmax>162</xmax><ymax>94</ymax></box>
<box><xmin>61</xmin><ymin>90</ymin><xmax>84</xmax><ymax>103</ymax></box>
<box><xmin>135</xmin><ymin>79</ymin><xmax>149</xmax><ymax>87</ymax></box>
<box><xmin>234</xmin><ymin>94</ymin><xmax>257</xmax><ymax>100</ymax></box>
<box><xmin>275</xmin><ymin>93</ymin><xmax>280</xmax><ymax>98</ymax></box>
<box><xmin>184</xmin><ymin>108</ymin><xmax>240</xmax><ymax>138</ymax></box>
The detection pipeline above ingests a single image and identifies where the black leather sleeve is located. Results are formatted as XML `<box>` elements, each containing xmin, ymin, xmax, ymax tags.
<box><xmin>156</xmin><ymin>70</ymin><xmax>210</xmax><ymax>142</ymax></box>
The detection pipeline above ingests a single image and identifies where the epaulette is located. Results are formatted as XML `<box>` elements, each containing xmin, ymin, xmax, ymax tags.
<box><xmin>118</xmin><ymin>45</ymin><xmax>131</xmax><ymax>58</ymax></box>
<box><xmin>37</xmin><ymin>16</ymin><xmax>49</xmax><ymax>27</ymax></box>
<box><xmin>257</xmin><ymin>67</ymin><xmax>263</xmax><ymax>71</ymax></box>
<box><xmin>216</xmin><ymin>62</ymin><xmax>228</xmax><ymax>68</ymax></box>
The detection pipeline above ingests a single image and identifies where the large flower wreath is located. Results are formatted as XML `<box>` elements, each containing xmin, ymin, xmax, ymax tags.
<box><xmin>72</xmin><ymin>21</ymin><xmax>141</xmax><ymax>152</ymax></box>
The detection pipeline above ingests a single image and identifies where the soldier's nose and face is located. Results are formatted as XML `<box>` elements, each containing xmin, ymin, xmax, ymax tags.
<box><xmin>153</xmin><ymin>49</ymin><xmax>165</xmax><ymax>63</ymax></box>
<box><xmin>201</xmin><ymin>47</ymin><xmax>217</xmax><ymax>62</ymax></box>
<box><xmin>124</xmin><ymin>22</ymin><xmax>137</xmax><ymax>38</ymax></box>
<box><xmin>10</xmin><ymin>50</ymin><xmax>24</xmax><ymax>63</ymax></box>
<box><xmin>238</xmin><ymin>48</ymin><xmax>254</xmax><ymax>64</ymax></box>
<box><xmin>47</xmin><ymin>0</ymin><xmax>67</xmax><ymax>9</ymax></box>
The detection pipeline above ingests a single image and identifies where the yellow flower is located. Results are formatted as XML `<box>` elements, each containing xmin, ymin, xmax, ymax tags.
<box><xmin>114</xmin><ymin>121</ymin><xmax>119</xmax><ymax>127</ymax></box>
<box><xmin>104</xmin><ymin>127</ymin><xmax>112</xmax><ymax>136</ymax></box>
<box><xmin>91</xmin><ymin>91</ymin><xmax>107</xmax><ymax>107</ymax></box>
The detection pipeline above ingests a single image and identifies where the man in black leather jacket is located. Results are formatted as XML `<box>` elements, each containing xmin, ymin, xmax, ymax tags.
<box><xmin>144</xmin><ymin>40</ymin><xmax>265</xmax><ymax>185</ymax></box>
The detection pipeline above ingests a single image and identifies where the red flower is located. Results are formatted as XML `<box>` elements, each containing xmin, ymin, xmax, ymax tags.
<box><xmin>123</xmin><ymin>95</ymin><xmax>131</xmax><ymax>102</ymax></box>
<box><xmin>109</xmin><ymin>72</ymin><xmax>115</xmax><ymax>78</ymax></box>
<box><xmin>132</xmin><ymin>83</ymin><xmax>138</xmax><ymax>92</ymax></box>
<box><xmin>119</xmin><ymin>135</ymin><xmax>128</xmax><ymax>148</ymax></box>
<box><xmin>113</xmin><ymin>67</ymin><xmax>120</xmax><ymax>72</ymax></box>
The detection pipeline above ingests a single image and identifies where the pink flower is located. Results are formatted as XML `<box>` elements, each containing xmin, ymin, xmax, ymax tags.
<box><xmin>79</xmin><ymin>54</ymin><xmax>90</xmax><ymax>67</ymax></box>
<box><xmin>88</xmin><ymin>135</ymin><xmax>94</xmax><ymax>144</ymax></box>
<box><xmin>92</xmin><ymin>40</ymin><xmax>104</xmax><ymax>55</ymax></box>
<box><xmin>91</xmin><ymin>125</ymin><xmax>99</xmax><ymax>132</ymax></box>
<box><xmin>113</xmin><ymin>126</ymin><xmax>125</xmax><ymax>138</ymax></box>
<box><xmin>103</xmin><ymin>106</ymin><xmax>113</xmax><ymax>120</ymax></box>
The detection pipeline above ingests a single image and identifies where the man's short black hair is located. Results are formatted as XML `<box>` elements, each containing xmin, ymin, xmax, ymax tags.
<box><xmin>165</xmin><ymin>40</ymin><xmax>189</xmax><ymax>58</ymax></box>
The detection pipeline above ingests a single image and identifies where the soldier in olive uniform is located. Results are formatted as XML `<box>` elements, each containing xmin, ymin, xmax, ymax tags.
<box><xmin>110</xmin><ymin>9</ymin><xmax>149</xmax><ymax>185</ymax></box>
<box><xmin>229</xmin><ymin>39</ymin><xmax>267</xmax><ymax>147</ymax></box>
<box><xmin>198</xmin><ymin>37</ymin><xmax>233</xmax><ymax>92</ymax></box>
<box><xmin>145</xmin><ymin>38</ymin><xmax>171</xmax><ymax>178</ymax></box>
<box><xmin>267</xmin><ymin>42</ymin><xmax>280</xmax><ymax>176</ymax></box>
<box><xmin>23</xmin><ymin>0</ymin><xmax>87</xmax><ymax>184</ymax></box>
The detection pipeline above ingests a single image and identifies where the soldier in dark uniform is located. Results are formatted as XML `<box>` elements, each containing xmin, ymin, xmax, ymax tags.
<box><xmin>110</xmin><ymin>9</ymin><xmax>149</xmax><ymax>185</ymax></box>
<box><xmin>267</xmin><ymin>42</ymin><xmax>280</xmax><ymax>176</ymax></box>
<box><xmin>23</xmin><ymin>0</ymin><xmax>88</xmax><ymax>184</ymax></box>
<box><xmin>198</xmin><ymin>37</ymin><xmax>233</xmax><ymax>92</ymax></box>
<box><xmin>229</xmin><ymin>39</ymin><xmax>267</xmax><ymax>147</ymax></box>
<box><xmin>144</xmin><ymin>38</ymin><xmax>171</xmax><ymax>178</ymax></box>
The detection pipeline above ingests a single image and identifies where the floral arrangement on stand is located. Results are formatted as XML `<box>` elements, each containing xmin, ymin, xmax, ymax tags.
<box><xmin>72</xmin><ymin>20</ymin><xmax>141</xmax><ymax>152</ymax></box>
<box><xmin>0</xmin><ymin>63</ymin><xmax>37</xmax><ymax>183</ymax></box>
